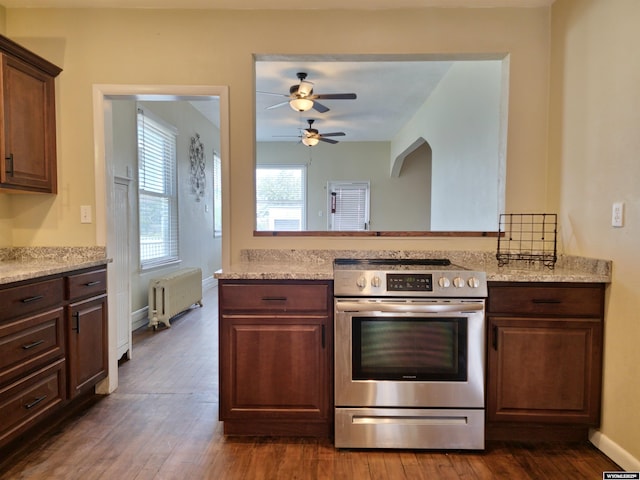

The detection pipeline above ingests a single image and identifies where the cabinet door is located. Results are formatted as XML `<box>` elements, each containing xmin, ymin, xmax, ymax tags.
<box><xmin>220</xmin><ymin>315</ymin><xmax>329</xmax><ymax>423</ymax></box>
<box><xmin>0</xmin><ymin>53</ymin><xmax>57</xmax><ymax>193</ymax></box>
<box><xmin>487</xmin><ymin>316</ymin><xmax>602</xmax><ymax>425</ymax></box>
<box><xmin>67</xmin><ymin>295</ymin><xmax>108</xmax><ymax>398</ymax></box>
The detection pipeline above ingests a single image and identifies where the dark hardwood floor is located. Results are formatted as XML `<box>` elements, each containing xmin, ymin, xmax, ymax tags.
<box><xmin>0</xmin><ymin>285</ymin><xmax>622</xmax><ymax>479</ymax></box>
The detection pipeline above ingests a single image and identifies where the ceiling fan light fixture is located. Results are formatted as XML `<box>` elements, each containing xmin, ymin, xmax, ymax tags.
<box><xmin>302</xmin><ymin>136</ymin><xmax>319</xmax><ymax>147</ymax></box>
<box><xmin>289</xmin><ymin>98</ymin><xmax>314</xmax><ymax>112</ymax></box>
<box><xmin>298</xmin><ymin>80</ymin><xmax>314</xmax><ymax>97</ymax></box>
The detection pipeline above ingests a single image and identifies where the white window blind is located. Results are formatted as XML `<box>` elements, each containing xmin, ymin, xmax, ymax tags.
<box><xmin>328</xmin><ymin>181</ymin><xmax>370</xmax><ymax>231</ymax></box>
<box><xmin>255</xmin><ymin>165</ymin><xmax>306</xmax><ymax>231</ymax></box>
<box><xmin>137</xmin><ymin>107</ymin><xmax>179</xmax><ymax>268</ymax></box>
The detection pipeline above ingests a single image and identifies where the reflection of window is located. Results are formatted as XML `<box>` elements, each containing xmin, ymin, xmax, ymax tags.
<box><xmin>137</xmin><ymin>107</ymin><xmax>179</xmax><ymax>269</ymax></box>
<box><xmin>256</xmin><ymin>165</ymin><xmax>306</xmax><ymax>231</ymax></box>
<box><xmin>328</xmin><ymin>181</ymin><xmax>370</xmax><ymax>231</ymax></box>
<box><xmin>213</xmin><ymin>151</ymin><xmax>222</xmax><ymax>237</ymax></box>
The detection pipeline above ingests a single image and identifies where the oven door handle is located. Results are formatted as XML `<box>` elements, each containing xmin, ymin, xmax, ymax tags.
<box><xmin>335</xmin><ymin>301</ymin><xmax>484</xmax><ymax>314</ymax></box>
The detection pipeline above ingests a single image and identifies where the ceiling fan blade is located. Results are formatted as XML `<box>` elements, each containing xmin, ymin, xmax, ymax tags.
<box><xmin>265</xmin><ymin>101</ymin><xmax>289</xmax><ymax>110</ymax></box>
<box><xmin>313</xmin><ymin>93</ymin><xmax>357</xmax><ymax>100</ymax></box>
<box><xmin>312</xmin><ymin>102</ymin><xmax>330</xmax><ymax>113</ymax></box>
<box><xmin>320</xmin><ymin>132</ymin><xmax>346</xmax><ymax>137</ymax></box>
<box><xmin>257</xmin><ymin>91</ymin><xmax>289</xmax><ymax>97</ymax></box>
<box><xmin>319</xmin><ymin>137</ymin><xmax>339</xmax><ymax>144</ymax></box>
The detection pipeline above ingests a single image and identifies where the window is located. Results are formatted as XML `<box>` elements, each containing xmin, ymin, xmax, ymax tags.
<box><xmin>328</xmin><ymin>181</ymin><xmax>370</xmax><ymax>231</ymax></box>
<box><xmin>256</xmin><ymin>165</ymin><xmax>306</xmax><ymax>231</ymax></box>
<box><xmin>137</xmin><ymin>107</ymin><xmax>179</xmax><ymax>269</ymax></box>
<box><xmin>213</xmin><ymin>150</ymin><xmax>222</xmax><ymax>237</ymax></box>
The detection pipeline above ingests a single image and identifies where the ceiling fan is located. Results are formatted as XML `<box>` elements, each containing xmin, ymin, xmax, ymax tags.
<box><xmin>300</xmin><ymin>119</ymin><xmax>345</xmax><ymax>146</ymax></box>
<box><xmin>258</xmin><ymin>72</ymin><xmax>357</xmax><ymax>113</ymax></box>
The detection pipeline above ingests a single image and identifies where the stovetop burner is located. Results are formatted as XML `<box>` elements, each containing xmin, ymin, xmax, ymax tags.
<box><xmin>334</xmin><ymin>258</ymin><xmax>452</xmax><ymax>267</ymax></box>
<box><xmin>333</xmin><ymin>258</ymin><xmax>468</xmax><ymax>272</ymax></box>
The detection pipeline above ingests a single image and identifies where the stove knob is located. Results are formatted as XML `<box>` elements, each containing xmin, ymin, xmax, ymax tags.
<box><xmin>468</xmin><ymin>277</ymin><xmax>480</xmax><ymax>288</ymax></box>
<box><xmin>356</xmin><ymin>275</ymin><xmax>367</xmax><ymax>289</ymax></box>
<box><xmin>438</xmin><ymin>277</ymin><xmax>451</xmax><ymax>288</ymax></box>
<box><xmin>371</xmin><ymin>275</ymin><xmax>381</xmax><ymax>288</ymax></box>
<box><xmin>453</xmin><ymin>277</ymin><xmax>465</xmax><ymax>288</ymax></box>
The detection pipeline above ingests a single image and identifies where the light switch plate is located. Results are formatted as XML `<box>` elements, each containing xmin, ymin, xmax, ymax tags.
<box><xmin>612</xmin><ymin>202</ymin><xmax>624</xmax><ymax>227</ymax></box>
<box><xmin>80</xmin><ymin>205</ymin><xmax>92</xmax><ymax>224</ymax></box>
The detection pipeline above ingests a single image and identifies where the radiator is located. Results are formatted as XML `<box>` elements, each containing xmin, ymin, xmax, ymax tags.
<box><xmin>148</xmin><ymin>267</ymin><xmax>203</xmax><ymax>329</ymax></box>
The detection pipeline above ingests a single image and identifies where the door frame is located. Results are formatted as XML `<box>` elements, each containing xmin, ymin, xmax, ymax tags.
<box><xmin>92</xmin><ymin>84</ymin><xmax>230</xmax><ymax>393</ymax></box>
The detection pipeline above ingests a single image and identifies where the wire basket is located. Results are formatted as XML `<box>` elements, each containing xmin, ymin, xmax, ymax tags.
<box><xmin>496</xmin><ymin>213</ymin><xmax>557</xmax><ymax>269</ymax></box>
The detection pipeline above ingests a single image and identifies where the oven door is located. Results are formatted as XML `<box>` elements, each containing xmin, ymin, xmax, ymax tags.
<box><xmin>335</xmin><ymin>299</ymin><xmax>485</xmax><ymax>409</ymax></box>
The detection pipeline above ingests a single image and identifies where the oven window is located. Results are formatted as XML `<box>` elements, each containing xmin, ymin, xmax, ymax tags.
<box><xmin>352</xmin><ymin>317</ymin><xmax>467</xmax><ymax>381</ymax></box>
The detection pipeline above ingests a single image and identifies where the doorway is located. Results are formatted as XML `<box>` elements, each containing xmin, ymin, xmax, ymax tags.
<box><xmin>92</xmin><ymin>85</ymin><xmax>230</xmax><ymax>394</ymax></box>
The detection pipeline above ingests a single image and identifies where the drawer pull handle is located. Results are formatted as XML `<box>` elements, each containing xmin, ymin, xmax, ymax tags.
<box><xmin>262</xmin><ymin>296</ymin><xmax>287</xmax><ymax>302</ymax></box>
<box><xmin>22</xmin><ymin>339</ymin><xmax>45</xmax><ymax>350</ymax></box>
<box><xmin>532</xmin><ymin>299</ymin><xmax>562</xmax><ymax>304</ymax></box>
<box><xmin>84</xmin><ymin>281</ymin><xmax>101</xmax><ymax>286</ymax></box>
<box><xmin>21</xmin><ymin>295</ymin><xmax>44</xmax><ymax>304</ymax></box>
<box><xmin>25</xmin><ymin>394</ymin><xmax>47</xmax><ymax>410</ymax></box>
<box><xmin>5</xmin><ymin>153</ymin><xmax>13</xmax><ymax>176</ymax></box>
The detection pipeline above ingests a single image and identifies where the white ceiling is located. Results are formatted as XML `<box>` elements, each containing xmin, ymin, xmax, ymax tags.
<box><xmin>255</xmin><ymin>58</ymin><xmax>455</xmax><ymax>143</ymax></box>
<box><xmin>1</xmin><ymin>0</ymin><xmax>555</xmax><ymax>9</ymax></box>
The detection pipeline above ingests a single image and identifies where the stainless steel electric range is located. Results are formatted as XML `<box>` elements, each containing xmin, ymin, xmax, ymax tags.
<box><xmin>333</xmin><ymin>258</ymin><xmax>487</xmax><ymax>450</ymax></box>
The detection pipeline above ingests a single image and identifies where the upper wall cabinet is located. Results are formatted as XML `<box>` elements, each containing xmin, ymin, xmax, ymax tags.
<box><xmin>0</xmin><ymin>35</ymin><xmax>62</xmax><ymax>194</ymax></box>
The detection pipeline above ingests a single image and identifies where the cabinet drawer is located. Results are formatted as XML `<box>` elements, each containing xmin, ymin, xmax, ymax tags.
<box><xmin>488</xmin><ymin>285</ymin><xmax>604</xmax><ymax>316</ymax></box>
<box><xmin>66</xmin><ymin>268</ymin><xmax>107</xmax><ymax>301</ymax></box>
<box><xmin>0</xmin><ymin>358</ymin><xmax>65</xmax><ymax>448</ymax></box>
<box><xmin>0</xmin><ymin>278</ymin><xmax>64</xmax><ymax>322</ymax></box>
<box><xmin>0</xmin><ymin>308</ymin><xmax>65</xmax><ymax>386</ymax></box>
<box><xmin>220</xmin><ymin>283</ymin><xmax>329</xmax><ymax>314</ymax></box>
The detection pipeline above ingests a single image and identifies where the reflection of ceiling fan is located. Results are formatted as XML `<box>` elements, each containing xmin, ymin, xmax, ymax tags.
<box><xmin>300</xmin><ymin>119</ymin><xmax>345</xmax><ymax>146</ymax></box>
<box><xmin>258</xmin><ymin>72</ymin><xmax>357</xmax><ymax>113</ymax></box>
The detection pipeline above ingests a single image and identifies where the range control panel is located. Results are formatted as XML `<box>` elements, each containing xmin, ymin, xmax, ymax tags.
<box><xmin>333</xmin><ymin>270</ymin><xmax>487</xmax><ymax>298</ymax></box>
<box><xmin>387</xmin><ymin>273</ymin><xmax>433</xmax><ymax>291</ymax></box>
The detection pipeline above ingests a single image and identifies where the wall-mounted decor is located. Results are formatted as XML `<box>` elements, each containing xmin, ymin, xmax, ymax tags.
<box><xmin>189</xmin><ymin>133</ymin><xmax>206</xmax><ymax>201</ymax></box>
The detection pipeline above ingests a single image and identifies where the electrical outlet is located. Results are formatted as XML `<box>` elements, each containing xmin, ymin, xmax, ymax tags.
<box><xmin>612</xmin><ymin>202</ymin><xmax>624</xmax><ymax>228</ymax></box>
<box><xmin>80</xmin><ymin>205</ymin><xmax>92</xmax><ymax>224</ymax></box>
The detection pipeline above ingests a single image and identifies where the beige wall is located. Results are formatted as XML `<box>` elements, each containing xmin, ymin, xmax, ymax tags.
<box><xmin>2</xmin><ymin>6</ymin><xmax>550</xmax><ymax>257</ymax></box>
<box><xmin>549</xmin><ymin>0</ymin><xmax>640</xmax><ymax>469</ymax></box>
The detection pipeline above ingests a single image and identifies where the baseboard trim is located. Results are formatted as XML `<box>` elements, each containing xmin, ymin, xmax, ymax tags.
<box><xmin>590</xmin><ymin>429</ymin><xmax>640</xmax><ymax>472</ymax></box>
<box><xmin>203</xmin><ymin>275</ymin><xmax>218</xmax><ymax>291</ymax></box>
<box><xmin>132</xmin><ymin>306</ymin><xmax>149</xmax><ymax>331</ymax></box>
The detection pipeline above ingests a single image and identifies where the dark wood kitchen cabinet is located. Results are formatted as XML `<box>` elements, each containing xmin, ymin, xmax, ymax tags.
<box><xmin>65</xmin><ymin>268</ymin><xmax>108</xmax><ymax>399</ymax></box>
<box><xmin>0</xmin><ymin>277</ymin><xmax>66</xmax><ymax>448</ymax></box>
<box><xmin>0</xmin><ymin>264</ymin><xmax>108</xmax><ymax>449</ymax></box>
<box><xmin>486</xmin><ymin>282</ymin><xmax>605</xmax><ymax>441</ymax></box>
<box><xmin>0</xmin><ymin>34</ymin><xmax>62</xmax><ymax>194</ymax></box>
<box><xmin>218</xmin><ymin>280</ymin><xmax>333</xmax><ymax>437</ymax></box>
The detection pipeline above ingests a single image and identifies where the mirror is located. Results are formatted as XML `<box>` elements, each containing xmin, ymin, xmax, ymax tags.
<box><xmin>255</xmin><ymin>54</ymin><xmax>508</xmax><ymax>235</ymax></box>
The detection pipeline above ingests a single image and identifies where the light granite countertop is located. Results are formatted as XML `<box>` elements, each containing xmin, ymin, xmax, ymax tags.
<box><xmin>0</xmin><ymin>247</ymin><xmax>110</xmax><ymax>285</ymax></box>
<box><xmin>215</xmin><ymin>249</ymin><xmax>612</xmax><ymax>283</ymax></box>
